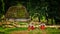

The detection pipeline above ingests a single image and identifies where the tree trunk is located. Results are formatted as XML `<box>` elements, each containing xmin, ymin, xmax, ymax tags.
<box><xmin>46</xmin><ymin>18</ymin><xmax>48</xmax><ymax>24</ymax></box>
<box><xmin>38</xmin><ymin>16</ymin><xmax>40</xmax><ymax>22</ymax></box>
<box><xmin>45</xmin><ymin>12</ymin><xmax>48</xmax><ymax>25</ymax></box>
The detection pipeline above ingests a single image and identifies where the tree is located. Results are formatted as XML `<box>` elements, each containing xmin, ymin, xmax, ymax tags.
<box><xmin>0</xmin><ymin>0</ymin><xmax>5</xmax><ymax>21</ymax></box>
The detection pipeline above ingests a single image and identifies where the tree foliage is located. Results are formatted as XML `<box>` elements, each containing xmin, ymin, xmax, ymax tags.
<box><xmin>0</xmin><ymin>0</ymin><xmax>60</xmax><ymax>24</ymax></box>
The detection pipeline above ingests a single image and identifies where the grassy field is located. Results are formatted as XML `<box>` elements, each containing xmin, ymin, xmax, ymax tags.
<box><xmin>0</xmin><ymin>27</ymin><xmax>60</xmax><ymax>34</ymax></box>
<box><xmin>0</xmin><ymin>22</ymin><xmax>60</xmax><ymax>34</ymax></box>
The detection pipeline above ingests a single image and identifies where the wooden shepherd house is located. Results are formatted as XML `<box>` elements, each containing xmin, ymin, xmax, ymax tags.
<box><xmin>5</xmin><ymin>6</ymin><xmax>30</xmax><ymax>22</ymax></box>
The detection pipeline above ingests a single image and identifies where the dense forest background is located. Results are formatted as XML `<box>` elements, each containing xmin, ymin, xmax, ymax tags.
<box><xmin>0</xmin><ymin>0</ymin><xmax>60</xmax><ymax>25</ymax></box>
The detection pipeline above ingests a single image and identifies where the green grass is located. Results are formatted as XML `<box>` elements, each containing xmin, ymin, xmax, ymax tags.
<box><xmin>29</xmin><ymin>28</ymin><xmax>60</xmax><ymax>34</ymax></box>
<box><xmin>0</xmin><ymin>27</ymin><xmax>27</xmax><ymax>34</ymax></box>
<box><xmin>0</xmin><ymin>27</ymin><xmax>60</xmax><ymax>34</ymax></box>
<box><xmin>5</xmin><ymin>27</ymin><xmax>27</xmax><ymax>31</ymax></box>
